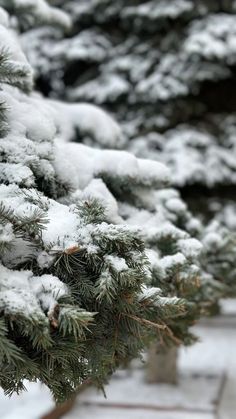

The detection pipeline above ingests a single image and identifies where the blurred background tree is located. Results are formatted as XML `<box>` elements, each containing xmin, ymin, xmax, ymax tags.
<box><xmin>22</xmin><ymin>0</ymin><xmax>236</xmax><ymax>230</ymax></box>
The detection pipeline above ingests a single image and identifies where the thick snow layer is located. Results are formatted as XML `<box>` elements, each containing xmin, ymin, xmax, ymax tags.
<box><xmin>51</xmin><ymin>100</ymin><xmax>125</xmax><ymax>148</ymax></box>
<box><xmin>1</xmin><ymin>84</ymin><xmax>140</xmax><ymax>197</ymax></box>
<box><xmin>0</xmin><ymin>163</ymin><xmax>34</xmax><ymax>186</ymax></box>
<box><xmin>41</xmin><ymin>200</ymin><xmax>78</xmax><ymax>246</ymax></box>
<box><xmin>30</xmin><ymin>274</ymin><xmax>68</xmax><ymax>314</ymax></box>
<box><xmin>2</xmin><ymin>84</ymin><xmax>125</xmax><ymax>157</ymax></box>
<box><xmin>0</xmin><ymin>264</ymin><xmax>41</xmax><ymax>317</ymax></box>
<box><xmin>54</xmin><ymin>142</ymin><xmax>170</xmax><ymax>191</ymax></box>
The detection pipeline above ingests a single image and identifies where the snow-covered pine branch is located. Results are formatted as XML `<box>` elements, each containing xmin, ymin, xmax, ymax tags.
<box><xmin>0</xmin><ymin>2</ymin><xmax>214</xmax><ymax>401</ymax></box>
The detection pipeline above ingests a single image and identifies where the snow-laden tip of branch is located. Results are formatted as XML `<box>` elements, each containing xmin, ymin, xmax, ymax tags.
<box><xmin>79</xmin><ymin>178</ymin><xmax>123</xmax><ymax>224</ymax></box>
<box><xmin>0</xmin><ymin>264</ymin><xmax>69</xmax><ymax>320</ymax></box>
<box><xmin>51</xmin><ymin>100</ymin><xmax>126</xmax><ymax>148</ymax></box>
<box><xmin>5</xmin><ymin>0</ymin><xmax>71</xmax><ymax>30</ymax></box>
<box><xmin>54</xmin><ymin>142</ymin><xmax>171</xmax><ymax>192</ymax></box>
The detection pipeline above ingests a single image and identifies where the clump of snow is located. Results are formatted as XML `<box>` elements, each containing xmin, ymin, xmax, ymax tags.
<box><xmin>37</xmin><ymin>251</ymin><xmax>56</xmax><ymax>269</ymax></box>
<box><xmin>0</xmin><ymin>163</ymin><xmax>34</xmax><ymax>187</ymax></box>
<box><xmin>30</xmin><ymin>274</ymin><xmax>68</xmax><ymax>315</ymax></box>
<box><xmin>138</xmin><ymin>285</ymin><xmax>162</xmax><ymax>302</ymax></box>
<box><xmin>0</xmin><ymin>264</ymin><xmax>46</xmax><ymax>319</ymax></box>
<box><xmin>0</xmin><ymin>256</ymin><xmax>69</xmax><ymax>324</ymax></box>
<box><xmin>178</xmin><ymin>238</ymin><xmax>203</xmax><ymax>259</ymax></box>
<box><xmin>165</xmin><ymin>198</ymin><xmax>187</xmax><ymax>214</ymax></box>
<box><xmin>159</xmin><ymin>253</ymin><xmax>187</xmax><ymax>272</ymax></box>
<box><xmin>146</xmin><ymin>224</ymin><xmax>188</xmax><ymax>244</ymax></box>
<box><xmin>105</xmin><ymin>255</ymin><xmax>128</xmax><ymax>272</ymax></box>
<box><xmin>41</xmin><ymin>200</ymin><xmax>78</xmax><ymax>246</ymax></box>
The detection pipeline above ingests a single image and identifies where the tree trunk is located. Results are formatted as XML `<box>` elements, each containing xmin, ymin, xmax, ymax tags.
<box><xmin>41</xmin><ymin>380</ymin><xmax>91</xmax><ymax>419</ymax></box>
<box><xmin>41</xmin><ymin>396</ymin><xmax>76</xmax><ymax>419</ymax></box>
<box><xmin>146</xmin><ymin>342</ymin><xmax>178</xmax><ymax>384</ymax></box>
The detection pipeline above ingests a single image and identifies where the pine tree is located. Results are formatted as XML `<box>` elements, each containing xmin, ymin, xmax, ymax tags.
<box><xmin>0</xmin><ymin>1</ymin><xmax>214</xmax><ymax>399</ymax></box>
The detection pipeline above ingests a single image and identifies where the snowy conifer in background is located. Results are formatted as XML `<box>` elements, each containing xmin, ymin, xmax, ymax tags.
<box><xmin>0</xmin><ymin>1</ymin><xmax>217</xmax><ymax>400</ymax></box>
<box><xmin>22</xmin><ymin>0</ymin><xmax>236</xmax><ymax>297</ymax></box>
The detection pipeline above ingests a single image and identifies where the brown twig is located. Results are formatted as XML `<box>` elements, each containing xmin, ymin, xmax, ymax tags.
<box><xmin>122</xmin><ymin>313</ymin><xmax>182</xmax><ymax>345</ymax></box>
<box><xmin>122</xmin><ymin>313</ymin><xmax>167</xmax><ymax>330</ymax></box>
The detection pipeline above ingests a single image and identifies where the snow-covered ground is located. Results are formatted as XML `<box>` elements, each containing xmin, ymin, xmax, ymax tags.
<box><xmin>0</xmin><ymin>299</ymin><xmax>235</xmax><ymax>419</ymax></box>
<box><xmin>0</xmin><ymin>383</ymin><xmax>53</xmax><ymax>419</ymax></box>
